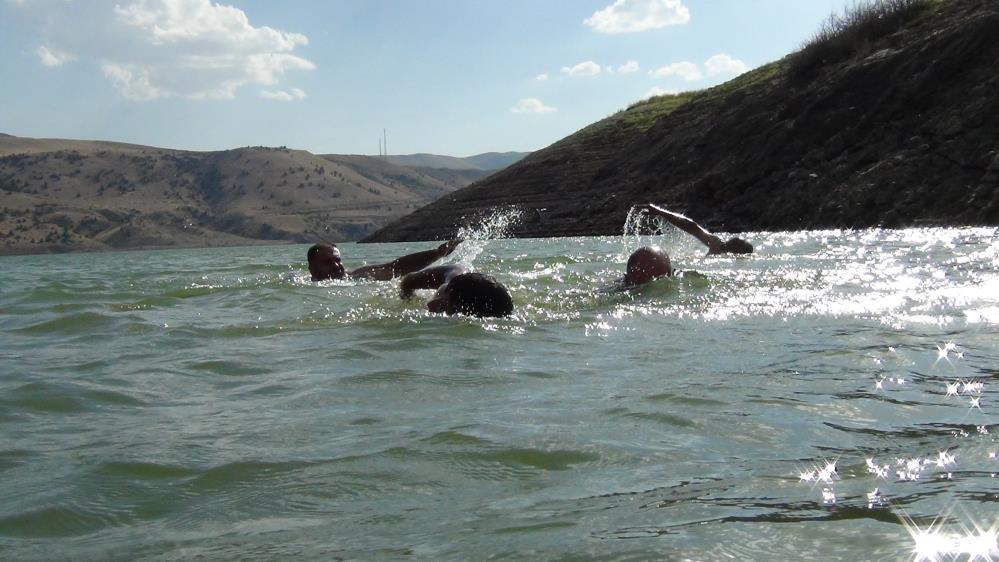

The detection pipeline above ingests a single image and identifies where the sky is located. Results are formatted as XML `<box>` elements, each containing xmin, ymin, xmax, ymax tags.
<box><xmin>0</xmin><ymin>0</ymin><xmax>847</xmax><ymax>157</ymax></box>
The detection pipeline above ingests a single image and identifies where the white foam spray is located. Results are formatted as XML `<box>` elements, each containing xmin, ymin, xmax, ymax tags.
<box><xmin>620</xmin><ymin>205</ymin><xmax>687</xmax><ymax>261</ymax></box>
<box><xmin>451</xmin><ymin>207</ymin><xmax>524</xmax><ymax>265</ymax></box>
<box><xmin>621</xmin><ymin>206</ymin><xmax>663</xmax><ymax>261</ymax></box>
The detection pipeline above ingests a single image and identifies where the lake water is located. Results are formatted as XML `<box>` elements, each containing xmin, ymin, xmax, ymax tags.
<box><xmin>1</xmin><ymin>227</ymin><xmax>998</xmax><ymax>561</ymax></box>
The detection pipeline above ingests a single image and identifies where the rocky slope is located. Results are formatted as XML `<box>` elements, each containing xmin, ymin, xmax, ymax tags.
<box><xmin>0</xmin><ymin>137</ymin><xmax>495</xmax><ymax>255</ymax></box>
<box><xmin>365</xmin><ymin>0</ymin><xmax>999</xmax><ymax>242</ymax></box>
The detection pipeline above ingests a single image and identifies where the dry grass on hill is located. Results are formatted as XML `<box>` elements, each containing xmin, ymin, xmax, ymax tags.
<box><xmin>789</xmin><ymin>0</ymin><xmax>939</xmax><ymax>77</ymax></box>
<box><xmin>0</xmin><ymin>137</ymin><xmax>482</xmax><ymax>255</ymax></box>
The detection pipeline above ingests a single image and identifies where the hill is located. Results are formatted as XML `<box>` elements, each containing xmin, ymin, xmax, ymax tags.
<box><xmin>386</xmin><ymin>151</ymin><xmax>528</xmax><ymax>171</ymax></box>
<box><xmin>364</xmin><ymin>0</ymin><xmax>999</xmax><ymax>242</ymax></box>
<box><xmin>0</xmin><ymin>137</ymin><xmax>496</xmax><ymax>255</ymax></box>
<box><xmin>463</xmin><ymin>152</ymin><xmax>530</xmax><ymax>171</ymax></box>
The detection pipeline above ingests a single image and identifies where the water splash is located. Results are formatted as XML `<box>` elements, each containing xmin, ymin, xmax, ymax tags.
<box><xmin>621</xmin><ymin>206</ymin><xmax>652</xmax><ymax>260</ymax></box>
<box><xmin>620</xmin><ymin>205</ymin><xmax>681</xmax><ymax>261</ymax></box>
<box><xmin>453</xmin><ymin>207</ymin><xmax>523</xmax><ymax>265</ymax></box>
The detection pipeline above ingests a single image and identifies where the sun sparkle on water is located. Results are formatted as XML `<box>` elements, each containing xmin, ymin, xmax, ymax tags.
<box><xmin>796</xmin><ymin>333</ymin><xmax>996</xmax><ymax>560</ymax></box>
<box><xmin>907</xmin><ymin>516</ymin><xmax>999</xmax><ymax>562</ymax></box>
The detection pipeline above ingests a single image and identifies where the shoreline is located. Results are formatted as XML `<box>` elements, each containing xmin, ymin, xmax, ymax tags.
<box><xmin>3</xmin><ymin>223</ymin><xmax>996</xmax><ymax>258</ymax></box>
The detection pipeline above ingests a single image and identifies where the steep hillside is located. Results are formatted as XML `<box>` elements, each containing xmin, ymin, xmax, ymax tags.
<box><xmin>0</xmin><ymin>138</ymin><xmax>479</xmax><ymax>255</ymax></box>
<box><xmin>365</xmin><ymin>0</ymin><xmax>999</xmax><ymax>242</ymax></box>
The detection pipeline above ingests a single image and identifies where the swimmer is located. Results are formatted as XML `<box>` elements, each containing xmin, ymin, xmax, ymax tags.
<box><xmin>636</xmin><ymin>203</ymin><xmax>753</xmax><ymax>255</ymax></box>
<box><xmin>307</xmin><ymin>239</ymin><xmax>461</xmax><ymax>281</ymax></box>
<box><xmin>400</xmin><ymin>265</ymin><xmax>514</xmax><ymax>318</ymax></box>
<box><xmin>622</xmin><ymin>246</ymin><xmax>675</xmax><ymax>287</ymax></box>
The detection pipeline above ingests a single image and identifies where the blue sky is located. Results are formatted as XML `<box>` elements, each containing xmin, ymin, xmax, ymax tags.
<box><xmin>0</xmin><ymin>0</ymin><xmax>845</xmax><ymax>156</ymax></box>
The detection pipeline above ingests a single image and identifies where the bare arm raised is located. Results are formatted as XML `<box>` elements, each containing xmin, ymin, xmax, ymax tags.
<box><xmin>351</xmin><ymin>239</ymin><xmax>462</xmax><ymax>281</ymax></box>
<box><xmin>637</xmin><ymin>204</ymin><xmax>752</xmax><ymax>255</ymax></box>
<box><xmin>308</xmin><ymin>240</ymin><xmax>462</xmax><ymax>281</ymax></box>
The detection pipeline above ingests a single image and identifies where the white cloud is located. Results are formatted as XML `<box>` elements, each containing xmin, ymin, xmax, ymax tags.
<box><xmin>561</xmin><ymin>60</ymin><xmax>601</xmax><ymax>78</ymax></box>
<box><xmin>584</xmin><ymin>0</ymin><xmax>690</xmax><ymax>34</ymax></box>
<box><xmin>20</xmin><ymin>0</ymin><xmax>314</xmax><ymax>101</ymax></box>
<box><xmin>112</xmin><ymin>1</ymin><xmax>309</xmax><ymax>52</ymax></box>
<box><xmin>705</xmin><ymin>53</ymin><xmax>748</xmax><ymax>76</ymax></box>
<box><xmin>646</xmin><ymin>54</ymin><xmax>748</xmax><ymax>86</ymax></box>
<box><xmin>511</xmin><ymin>98</ymin><xmax>556</xmax><ymax>114</ymax></box>
<box><xmin>535</xmin><ymin>73</ymin><xmax>549</xmax><ymax>81</ymax></box>
<box><xmin>617</xmin><ymin>60</ymin><xmax>640</xmax><ymax>73</ymax></box>
<box><xmin>643</xmin><ymin>86</ymin><xmax>679</xmax><ymax>99</ymax></box>
<box><xmin>102</xmin><ymin>63</ymin><xmax>163</xmax><ymax>100</ymax></box>
<box><xmin>649</xmin><ymin>61</ymin><xmax>702</xmax><ymax>81</ymax></box>
<box><xmin>260</xmin><ymin>87</ymin><xmax>306</xmax><ymax>101</ymax></box>
<box><xmin>37</xmin><ymin>46</ymin><xmax>76</xmax><ymax>67</ymax></box>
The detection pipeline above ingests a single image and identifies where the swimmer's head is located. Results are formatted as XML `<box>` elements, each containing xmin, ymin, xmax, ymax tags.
<box><xmin>624</xmin><ymin>246</ymin><xmax>673</xmax><ymax>286</ymax></box>
<box><xmin>307</xmin><ymin>243</ymin><xmax>346</xmax><ymax>281</ymax></box>
<box><xmin>720</xmin><ymin>237</ymin><xmax>753</xmax><ymax>255</ymax></box>
<box><xmin>427</xmin><ymin>272</ymin><xmax>513</xmax><ymax>318</ymax></box>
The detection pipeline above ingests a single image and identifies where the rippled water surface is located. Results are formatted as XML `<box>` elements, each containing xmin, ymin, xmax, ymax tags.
<box><xmin>2</xmin><ymin>228</ymin><xmax>998</xmax><ymax>561</ymax></box>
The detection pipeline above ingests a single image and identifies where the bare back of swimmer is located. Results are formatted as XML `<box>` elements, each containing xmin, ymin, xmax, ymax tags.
<box><xmin>400</xmin><ymin>265</ymin><xmax>513</xmax><ymax>317</ymax></box>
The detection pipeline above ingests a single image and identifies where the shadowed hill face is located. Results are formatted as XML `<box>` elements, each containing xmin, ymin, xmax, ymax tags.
<box><xmin>0</xmin><ymin>140</ymin><xmax>477</xmax><ymax>255</ymax></box>
<box><xmin>364</xmin><ymin>0</ymin><xmax>999</xmax><ymax>243</ymax></box>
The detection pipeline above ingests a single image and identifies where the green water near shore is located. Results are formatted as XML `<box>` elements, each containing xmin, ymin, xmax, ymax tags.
<box><xmin>1</xmin><ymin>228</ymin><xmax>997</xmax><ymax>560</ymax></box>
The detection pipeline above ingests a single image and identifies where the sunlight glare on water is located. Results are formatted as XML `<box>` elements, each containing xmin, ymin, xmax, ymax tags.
<box><xmin>0</xmin><ymin>224</ymin><xmax>997</xmax><ymax>561</ymax></box>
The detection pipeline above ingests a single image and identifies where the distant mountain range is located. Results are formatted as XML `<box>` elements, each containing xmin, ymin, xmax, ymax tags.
<box><xmin>0</xmin><ymin>135</ymin><xmax>525</xmax><ymax>255</ymax></box>
<box><xmin>365</xmin><ymin>0</ymin><xmax>999</xmax><ymax>242</ymax></box>
<box><xmin>386</xmin><ymin>152</ymin><xmax>528</xmax><ymax>171</ymax></box>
